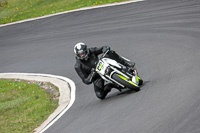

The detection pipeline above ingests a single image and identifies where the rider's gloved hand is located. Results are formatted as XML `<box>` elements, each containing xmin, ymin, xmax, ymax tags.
<box><xmin>87</xmin><ymin>68</ymin><xmax>96</xmax><ymax>83</ymax></box>
<box><xmin>87</xmin><ymin>73</ymin><xmax>93</xmax><ymax>83</ymax></box>
<box><xmin>91</xmin><ymin>68</ymin><xmax>95</xmax><ymax>73</ymax></box>
<box><xmin>103</xmin><ymin>46</ymin><xmax>110</xmax><ymax>53</ymax></box>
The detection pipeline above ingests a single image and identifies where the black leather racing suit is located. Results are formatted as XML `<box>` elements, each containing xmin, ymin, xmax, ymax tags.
<box><xmin>74</xmin><ymin>46</ymin><xmax>134</xmax><ymax>99</ymax></box>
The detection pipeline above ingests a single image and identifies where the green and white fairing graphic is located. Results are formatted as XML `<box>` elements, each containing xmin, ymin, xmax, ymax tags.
<box><xmin>116</xmin><ymin>74</ymin><xmax>139</xmax><ymax>87</ymax></box>
<box><xmin>95</xmin><ymin>57</ymin><xmax>142</xmax><ymax>90</ymax></box>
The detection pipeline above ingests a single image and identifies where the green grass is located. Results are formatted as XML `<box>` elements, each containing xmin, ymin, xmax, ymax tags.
<box><xmin>0</xmin><ymin>0</ymin><xmax>128</xmax><ymax>24</ymax></box>
<box><xmin>0</xmin><ymin>79</ymin><xmax>59</xmax><ymax>133</ymax></box>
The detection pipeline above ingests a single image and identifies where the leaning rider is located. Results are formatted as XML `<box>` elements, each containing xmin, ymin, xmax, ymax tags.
<box><xmin>74</xmin><ymin>42</ymin><xmax>136</xmax><ymax>99</ymax></box>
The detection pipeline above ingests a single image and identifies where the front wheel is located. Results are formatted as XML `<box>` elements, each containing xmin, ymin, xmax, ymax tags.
<box><xmin>112</xmin><ymin>73</ymin><xmax>140</xmax><ymax>92</ymax></box>
<box><xmin>139</xmin><ymin>79</ymin><xmax>143</xmax><ymax>86</ymax></box>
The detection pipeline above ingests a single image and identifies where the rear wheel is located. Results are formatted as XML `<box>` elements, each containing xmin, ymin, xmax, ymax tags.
<box><xmin>112</xmin><ymin>73</ymin><xmax>140</xmax><ymax>92</ymax></box>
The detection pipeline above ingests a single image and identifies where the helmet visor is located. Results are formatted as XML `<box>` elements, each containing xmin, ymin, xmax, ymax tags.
<box><xmin>79</xmin><ymin>52</ymin><xmax>86</xmax><ymax>58</ymax></box>
<box><xmin>77</xmin><ymin>50</ymin><xmax>88</xmax><ymax>59</ymax></box>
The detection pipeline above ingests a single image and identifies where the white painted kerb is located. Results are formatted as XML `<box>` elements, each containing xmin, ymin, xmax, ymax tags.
<box><xmin>0</xmin><ymin>73</ymin><xmax>76</xmax><ymax>133</ymax></box>
<box><xmin>0</xmin><ymin>0</ymin><xmax>145</xmax><ymax>28</ymax></box>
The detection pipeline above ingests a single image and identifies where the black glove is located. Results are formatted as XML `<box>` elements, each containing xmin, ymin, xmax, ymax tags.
<box><xmin>106</xmin><ymin>46</ymin><xmax>110</xmax><ymax>51</ymax></box>
<box><xmin>103</xmin><ymin>46</ymin><xmax>110</xmax><ymax>53</ymax></box>
<box><xmin>91</xmin><ymin>68</ymin><xmax>95</xmax><ymax>73</ymax></box>
<box><xmin>87</xmin><ymin>74</ymin><xmax>93</xmax><ymax>83</ymax></box>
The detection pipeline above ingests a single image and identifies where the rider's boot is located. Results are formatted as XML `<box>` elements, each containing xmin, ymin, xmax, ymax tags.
<box><xmin>118</xmin><ymin>55</ymin><xmax>134</xmax><ymax>67</ymax></box>
<box><xmin>124</xmin><ymin>60</ymin><xmax>135</xmax><ymax>68</ymax></box>
<box><xmin>104</xmin><ymin>83</ymin><xmax>113</xmax><ymax>93</ymax></box>
<box><xmin>120</xmin><ymin>58</ymin><xmax>137</xmax><ymax>74</ymax></box>
<box><xmin>97</xmin><ymin>84</ymin><xmax>112</xmax><ymax>100</ymax></box>
<box><xmin>123</xmin><ymin>59</ymin><xmax>139</xmax><ymax>75</ymax></box>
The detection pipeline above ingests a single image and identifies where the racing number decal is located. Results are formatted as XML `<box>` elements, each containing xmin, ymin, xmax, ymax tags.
<box><xmin>97</xmin><ymin>62</ymin><xmax>103</xmax><ymax>71</ymax></box>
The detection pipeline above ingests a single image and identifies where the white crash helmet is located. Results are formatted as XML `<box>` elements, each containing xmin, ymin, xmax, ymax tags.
<box><xmin>74</xmin><ymin>42</ymin><xmax>89</xmax><ymax>60</ymax></box>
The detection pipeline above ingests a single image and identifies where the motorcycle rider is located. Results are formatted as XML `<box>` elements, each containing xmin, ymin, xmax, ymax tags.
<box><xmin>74</xmin><ymin>42</ymin><xmax>137</xmax><ymax>99</ymax></box>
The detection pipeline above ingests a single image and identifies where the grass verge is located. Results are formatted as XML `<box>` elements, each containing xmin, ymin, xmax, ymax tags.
<box><xmin>0</xmin><ymin>0</ymin><xmax>128</xmax><ymax>24</ymax></box>
<box><xmin>0</xmin><ymin>79</ymin><xmax>59</xmax><ymax>133</ymax></box>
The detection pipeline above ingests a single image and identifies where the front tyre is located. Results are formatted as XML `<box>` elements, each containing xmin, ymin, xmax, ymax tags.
<box><xmin>139</xmin><ymin>79</ymin><xmax>143</xmax><ymax>86</ymax></box>
<box><xmin>112</xmin><ymin>73</ymin><xmax>140</xmax><ymax>92</ymax></box>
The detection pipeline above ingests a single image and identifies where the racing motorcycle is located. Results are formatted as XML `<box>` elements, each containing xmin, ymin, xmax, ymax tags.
<box><xmin>90</xmin><ymin>50</ymin><xmax>143</xmax><ymax>92</ymax></box>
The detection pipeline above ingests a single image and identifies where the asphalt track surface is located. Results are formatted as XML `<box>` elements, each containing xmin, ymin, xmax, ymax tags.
<box><xmin>1</xmin><ymin>0</ymin><xmax>200</xmax><ymax>133</ymax></box>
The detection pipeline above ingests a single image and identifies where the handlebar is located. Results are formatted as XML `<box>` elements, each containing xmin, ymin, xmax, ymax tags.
<box><xmin>100</xmin><ymin>49</ymin><xmax>109</xmax><ymax>59</ymax></box>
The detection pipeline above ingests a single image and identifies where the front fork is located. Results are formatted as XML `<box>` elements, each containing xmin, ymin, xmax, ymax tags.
<box><xmin>133</xmin><ymin>66</ymin><xmax>138</xmax><ymax>75</ymax></box>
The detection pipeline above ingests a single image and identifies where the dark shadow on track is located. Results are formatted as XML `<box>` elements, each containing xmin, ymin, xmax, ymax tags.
<box><xmin>105</xmin><ymin>81</ymin><xmax>150</xmax><ymax>100</ymax></box>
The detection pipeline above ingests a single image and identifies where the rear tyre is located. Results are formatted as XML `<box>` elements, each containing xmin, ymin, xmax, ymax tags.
<box><xmin>112</xmin><ymin>73</ymin><xmax>140</xmax><ymax>92</ymax></box>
